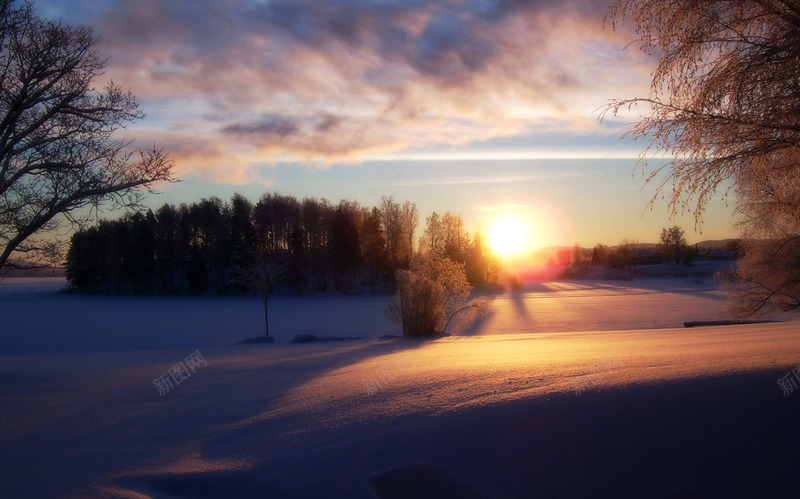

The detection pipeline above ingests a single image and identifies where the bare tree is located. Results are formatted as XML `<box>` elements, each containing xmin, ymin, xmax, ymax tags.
<box><xmin>231</xmin><ymin>248</ymin><xmax>289</xmax><ymax>339</ymax></box>
<box><xmin>605</xmin><ymin>0</ymin><xmax>800</xmax><ymax>315</ymax></box>
<box><xmin>0</xmin><ymin>1</ymin><xmax>174</xmax><ymax>273</ymax></box>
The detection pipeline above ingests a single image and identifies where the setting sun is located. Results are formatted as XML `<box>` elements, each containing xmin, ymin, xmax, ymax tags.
<box><xmin>488</xmin><ymin>216</ymin><xmax>531</xmax><ymax>257</ymax></box>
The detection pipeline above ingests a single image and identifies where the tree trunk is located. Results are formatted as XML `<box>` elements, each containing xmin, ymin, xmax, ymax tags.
<box><xmin>263</xmin><ymin>295</ymin><xmax>270</xmax><ymax>337</ymax></box>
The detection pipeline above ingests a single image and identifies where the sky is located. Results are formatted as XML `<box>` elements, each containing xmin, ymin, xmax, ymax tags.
<box><xmin>37</xmin><ymin>0</ymin><xmax>738</xmax><ymax>249</ymax></box>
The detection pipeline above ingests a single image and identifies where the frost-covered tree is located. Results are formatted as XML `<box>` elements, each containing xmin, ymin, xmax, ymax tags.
<box><xmin>721</xmin><ymin>237</ymin><xmax>800</xmax><ymax>316</ymax></box>
<box><xmin>605</xmin><ymin>0</ymin><xmax>800</xmax><ymax>315</ymax></box>
<box><xmin>605</xmin><ymin>0</ymin><xmax>800</xmax><ymax>219</ymax></box>
<box><xmin>390</xmin><ymin>270</ymin><xmax>444</xmax><ymax>337</ymax></box>
<box><xmin>0</xmin><ymin>1</ymin><xmax>174</xmax><ymax>273</ymax></box>
<box><xmin>722</xmin><ymin>153</ymin><xmax>800</xmax><ymax>316</ymax></box>
<box><xmin>387</xmin><ymin>249</ymin><xmax>483</xmax><ymax>337</ymax></box>
<box><xmin>419</xmin><ymin>211</ymin><xmax>443</xmax><ymax>254</ymax></box>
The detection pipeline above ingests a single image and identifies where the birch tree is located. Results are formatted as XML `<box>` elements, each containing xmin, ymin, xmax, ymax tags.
<box><xmin>605</xmin><ymin>0</ymin><xmax>800</xmax><ymax>315</ymax></box>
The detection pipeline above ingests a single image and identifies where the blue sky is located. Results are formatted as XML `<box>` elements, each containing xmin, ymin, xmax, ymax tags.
<box><xmin>39</xmin><ymin>0</ymin><xmax>738</xmax><ymax>248</ymax></box>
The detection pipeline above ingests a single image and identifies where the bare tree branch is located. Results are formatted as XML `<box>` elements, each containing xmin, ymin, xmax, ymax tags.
<box><xmin>0</xmin><ymin>1</ymin><xmax>175</xmax><ymax>271</ymax></box>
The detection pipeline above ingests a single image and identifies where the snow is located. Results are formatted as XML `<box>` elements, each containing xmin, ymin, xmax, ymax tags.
<box><xmin>1</xmin><ymin>276</ymin><xmax>800</xmax><ymax>497</ymax></box>
<box><xmin>464</xmin><ymin>278</ymin><xmax>735</xmax><ymax>335</ymax></box>
<box><xmin>0</xmin><ymin>275</ymin><xmax>749</xmax><ymax>355</ymax></box>
<box><xmin>0</xmin><ymin>278</ymin><xmax>399</xmax><ymax>355</ymax></box>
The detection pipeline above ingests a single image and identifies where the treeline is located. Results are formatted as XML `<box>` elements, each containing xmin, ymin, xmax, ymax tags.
<box><xmin>65</xmin><ymin>193</ymin><xmax>499</xmax><ymax>295</ymax></box>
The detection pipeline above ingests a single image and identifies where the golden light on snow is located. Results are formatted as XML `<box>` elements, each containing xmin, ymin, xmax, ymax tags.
<box><xmin>488</xmin><ymin>215</ymin><xmax>532</xmax><ymax>257</ymax></box>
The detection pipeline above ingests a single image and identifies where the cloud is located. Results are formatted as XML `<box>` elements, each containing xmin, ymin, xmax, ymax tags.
<box><xmin>222</xmin><ymin>116</ymin><xmax>301</xmax><ymax>139</ymax></box>
<box><xmin>384</xmin><ymin>171</ymin><xmax>582</xmax><ymax>187</ymax></box>
<box><xmin>51</xmin><ymin>0</ymin><xmax>653</xmax><ymax>182</ymax></box>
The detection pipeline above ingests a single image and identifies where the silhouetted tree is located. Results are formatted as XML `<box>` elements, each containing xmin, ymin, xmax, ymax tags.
<box><xmin>253</xmin><ymin>193</ymin><xmax>301</xmax><ymax>253</ymax></box>
<box><xmin>228</xmin><ymin>194</ymin><xmax>256</xmax><ymax>253</ymax></box>
<box><xmin>65</xmin><ymin>226</ymin><xmax>106</xmax><ymax>289</ymax></box>
<box><xmin>231</xmin><ymin>247</ymin><xmax>289</xmax><ymax>339</ymax></box>
<box><xmin>64</xmin><ymin>192</ymin><xmax>503</xmax><ymax>300</ymax></box>
<box><xmin>591</xmin><ymin>244</ymin><xmax>609</xmax><ymax>265</ymax></box>
<box><xmin>185</xmin><ymin>244</ymin><xmax>208</xmax><ymax>295</ymax></box>
<box><xmin>464</xmin><ymin>229</ymin><xmax>499</xmax><ymax>287</ymax></box>
<box><xmin>154</xmin><ymin>204</ymin><xmax>180</xmax><ymax>293</ymax></box>
<box><xmin>301</xmin><ymin>197</ymin><xmax>331</xmax><ymax>290</ymax></box>
<box><xmin>567</xmin><ymin>243</ymin><xmax>590</xmax><ymax>278</ymax></box>
<box><xmin>361</xmin><ymin>207</ymin><xmax>388</xmax><ymax>287</ymax></box>
<box><xmin>329</xmin><ymin>200</ymin><xmax>362</xmax><ymax>290</ymax></box>
<box><xmin>610</xmin><ymin>239</ymin><xmax>640</xmax><ymax>269</ymax></box>
<box><xmin>226</xmin><ymin>195</ymin><xmax>256</xmax><ymax>293</ymax></box>
<box><xmin>381</xmin><ymin>196</ymin><xmax>411</xmax><ymax>271</ymax></box>
<box><xmin>0</xmin><ymin>1</ymin><xmax>174</xmax><ymax>273</ymax></box>
<box><xmin>190</xmin><ymin>198</ymin><xmax>228</xmax><ymax>291</ymax></box>
<box><xmin>123</xmin><ymin>212</ymin><xmax>157</xmax><ymax>292</ymax></box>
<box><xmin>658</xmin><ymin>226</ymin><xmax>686</xmax><ymax>264</ymax></box>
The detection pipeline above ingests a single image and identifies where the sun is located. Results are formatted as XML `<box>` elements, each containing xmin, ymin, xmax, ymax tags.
<box><xmin>488</xmin><ymin>216</ymin><xmax>531</xmax><ymax>257</ymax></box>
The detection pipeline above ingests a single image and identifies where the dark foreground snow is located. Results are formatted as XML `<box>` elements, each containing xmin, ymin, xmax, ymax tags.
<box><xmin>2</xmin><ymin>277</ymin><xmax>800</xmax><ymax>497</ymax></box>
<box><xmin>1</xmin><ymin>321</ymin><xmax>800</xmax><ymax>497</ymax></box>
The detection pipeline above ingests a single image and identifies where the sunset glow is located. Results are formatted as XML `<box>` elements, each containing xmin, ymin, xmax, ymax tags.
<box><xmin>4</xmin><ymin>1</ymin><xmax>797</xmax><ymax>496</ymax></box>
<box><xmin>488</xmin><ymin>216</ymin><xmax>532</xmax><ymax>257</ymax></box>
<box><xmin>33</xmin><ymin>0</ymin><xmax>738</xmax><ymax>246</ymax></box>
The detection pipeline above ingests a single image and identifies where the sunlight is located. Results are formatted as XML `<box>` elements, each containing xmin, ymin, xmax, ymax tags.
<box><xmin>488</xmin><ymin>215</ymin><xmax>532</xmax><ymax>257</ymax></box>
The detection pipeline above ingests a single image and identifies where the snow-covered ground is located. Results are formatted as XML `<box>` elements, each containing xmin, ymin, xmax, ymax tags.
<box><xmin>0</xmin><ymin>275</ymin><xmax>746</xmax><ymax>355</ymax></box>
<box><xmin>464</xmin><ymin>278</ymin><xmax>736</xmax><ymax>335</ymax></box>
<box><xmin>1</xmin><ymin>276</ymin><xmax>800</xmax><ymax>497</ymax></box>
<box><xmin>0</xmin><ymin>278</ymin><xmax>399</xmax><ymax>355</ymax></box>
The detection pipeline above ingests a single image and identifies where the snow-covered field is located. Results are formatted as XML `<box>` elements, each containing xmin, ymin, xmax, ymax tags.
<box><xmin>1</xmin><ymin>275</ymin><xmax>741</xmax><ymax>355</ymax></box>
<box><xmin>0</xmin><ymin>278</ymin><xmax>399</xmax><ymax>355</ymax></box>
<box><xmin>2</xmin><ymin>276</ymin><xmax>800</xmax><ymax>497</ymax></box>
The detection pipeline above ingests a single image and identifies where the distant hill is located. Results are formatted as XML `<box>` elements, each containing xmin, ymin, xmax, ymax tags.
<box><xmin>693</xmin><ymin>239</ymin><xmax>739</xmax><ymax>250</ymax></box>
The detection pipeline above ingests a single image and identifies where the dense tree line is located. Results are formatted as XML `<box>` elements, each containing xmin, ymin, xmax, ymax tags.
<box><xmin>65</xmin><ymin>193</ymin><xmax>498</xmax><ymax>295</ymax></box>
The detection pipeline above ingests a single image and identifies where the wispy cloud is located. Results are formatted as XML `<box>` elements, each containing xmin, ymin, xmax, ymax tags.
<box><xmin>384</xmin><ymin>171</ymin><xmax>582</xmax><ymax>187</ymax></box>
<box><xmin>43</xmin><ymin>0</ymin><xmax>653</xmax><ymax>184</ymax></box>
